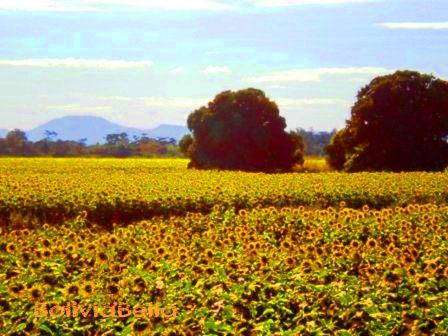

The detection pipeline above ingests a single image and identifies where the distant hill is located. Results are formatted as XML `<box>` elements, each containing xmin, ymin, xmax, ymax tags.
<box><xmin>0</xmin><ymin>129</ymin><xmax>8</xmax><ymax>138</ymax></box>
<box><xmin>25</xmin><ymin>116</ymin><xmax>189</xmax><ymax>145</ymax></box>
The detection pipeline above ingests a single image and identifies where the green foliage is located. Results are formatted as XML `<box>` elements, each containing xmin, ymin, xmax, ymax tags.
<box><xmin>0</xmin><ymin>131</ymin><xmax>181</xmax><ymax>158</ymax></box>
<box><xmin>327</xmin><ymin>70</ymin><xmax>448</xmax><ymax>172</ymax></box>
<box><xmin>296</xmin><ymin>128</ymin><xmax>336</xmax><ymax>156</ymax></box>
<box><xmin>1</xmin><ymin>202</ymin><xmax>447</xmax><ymax>334</ymax></box>
<box><xmin>178</xmin><ymin>134</ymin><xmax>193</xmax><ymax>157</ymax></box>
<box><xmin>184</xmin><ymin>88</ymin><xmax>304</xmax><ymax>172</ymax></box>
<box><xmin>0</xmin><ymin>158</ymin><xmax>447</xmax><ymax>227</ymax></box>
<box><xmin>0</xmin><ymin>129</ymin><xmax>35</xmax><ymax>156</ymax></box>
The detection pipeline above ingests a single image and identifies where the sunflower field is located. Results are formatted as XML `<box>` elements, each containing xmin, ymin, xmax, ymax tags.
<box><xmin>0</xmin><ymin>158</ymin><xmax>447</xmax><ymax>335</ymax></box>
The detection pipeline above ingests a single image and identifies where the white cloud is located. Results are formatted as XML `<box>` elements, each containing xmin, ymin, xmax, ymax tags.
<box><xmin>268</xmin><ymin>85</ymin><xmax>287</xmax><ymax>89</ymax></box>
<box><xmin>0</xmin><ymin>0</ymin><xmax>231</xmax><ymax>11</ymax></box>
<box><xmin>100</xmin><ymin>95</ymin><xmax>348</xmax><ymax>111</ymax></box>
<box><xmin>100</xmin><ymin>96</ymin><xmax>210</xmax><ymax>109</ymax></box>
<box><xmin>47</xmin><ymin>104</ymin><xmax>113</xmax><ymax>112</ymax></box>
<box><xmin>169</xmin><ymin>67</ymin><xmax>186</xmax><ymax>75</ymax></box>
<box><xmin>0</xmin><ymin>58</ymin><xmax>153</xmax><ymax>69</ymax></box>
<box><xmin>250</xmin><ymin>0</ymin><xmax>381</xmax><ymax>6</ymax></box>
<box><xmin>205</xmin><ymin>50</ymin><xmax>222</xmax><ymax>56</ymax></box>
<box><xmin>202</xmin><ymin>65</ymin><xmax>232</xmax><ymax>75</ymax></box>
<box><xmin>142</xmin><ymin>97</ymin><xmax>210</xmax><ymax>109</ymax></box>
<box><xmin>277</xmin><ymin>98</ymin><xmax>350</xmax><ymax>108</ymax></box>
<box><xmin>377</xmin><ymin>22</ymin><xmax>448</xmax><ymax>30</ymax></box>
<box><xmin>242</xmin><ymin>67</ymin><xmax>390</xmax><ymax>83</ymax></box>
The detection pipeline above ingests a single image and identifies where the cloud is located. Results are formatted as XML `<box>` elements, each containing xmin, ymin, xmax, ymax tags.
<box><xmin>242</xmin><ymin>67</ymin><xmax>390</xmax><ymax>83</ymax></box>
<box><xmin>277</xmin><ymin>98</ymin><xmax>350</xmax><ymax>108</ymax></box>
<box><xmin>142</xmin><ymin>97</ymin><xmax>210</xmax><ymax>109</ymax></box>
<box><xmin>47</xmin><ymin>104</ymin><xmax>113</xmax><ymax>112</ymax></box>
<box><xmin>0</xmin><ymin>58</ymin><xmax>153</xmax><ymax>69</ymax></box>
<box><xmin>100</xmin><ymin>95</ymin><xmax>349</xmax><ymax>111</ymax></box>
<box><xmin>100</xmin><ymin>96</ymin><xmax>210</xmax><ymax>109</ymax></box>
<box><xmin>97</xmin><ymin>96</ymin><xmax>212</xmax><ymax>126</ymax></box>
<box><xmin>377</xmin><ymin>22</ymin><xmax>448</xmax><ymax>30</ymax></box>
<box><xmin>169</xmin><ymin>67</ymin><xmax>186</xmax><ymax>75</ymax></box>
<box><xmin>0</xmin><ymin>0</ymin><xmax>383</xmax><ymax>11</ymax></box>
<box><xmin>0</xmin><ymin>0</ymin><xmax>232</xmax><ymax>12</ymax></box>
<box><xmin>202</xmin><ymin>65</ymin><xmax>231</xmax><ymax>75</ymax></box>
<box><xmin>205</xmin><ymin>50</ymin><xmax>223</xmax><ymax>56</ymax></box>
<box><xmin>250</xmin><ymin>0</ymin><xmax>381</xmax><ymax>6</ymax></box>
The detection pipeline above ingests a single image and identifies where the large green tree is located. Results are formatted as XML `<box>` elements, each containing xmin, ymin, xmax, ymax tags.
<box><xmin>0</xmin><ymin>129</ymin><xmax>34</xmax><ymax>156</ymax></box>
<box><xmin>327</xmin><ymin>70</ymin><xmax>448</xmax><ymax>171</ymax></box>
<box><xmin>181</xmin><ymin>88</ymin><xmax>304</xmax><ymax>172</ymax></box>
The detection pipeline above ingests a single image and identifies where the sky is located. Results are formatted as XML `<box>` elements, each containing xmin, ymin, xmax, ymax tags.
<box><xmin>0</xmin><ymin>0</ymin><xmax>447</xmax><ymax>131</ymax></box>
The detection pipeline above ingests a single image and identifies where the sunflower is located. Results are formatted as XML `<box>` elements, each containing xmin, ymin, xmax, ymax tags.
<box><xmin>133</xmin><ymin>321</ymin><xmax>150</xmax><ymax>332</ymax></box>
<box><xmin>238</xmin><ymin>209</ymin><xmax>247</xmax><ymax>216</ymax></box>
<box><xmin>192</xmin><ymin>265</ymin><xmax>204</xmax><ymax>274</ymax></box>
<box><xmin>29</xmin><ymin>286</ymin><xmax>44</xmax><ymax>301</ymax></box>
<box><xmin>366</xmin><ymin>238</ymin><xmax>378</xmax><ymax>249</ymax></box>
<box><xmin>133</xmin><ymin>277</ymin><xmax>147</xmax><ymax>290</ymax></box>
<box><xmin>179</xmin><ymin>253</ymin><xmax>188</xmax><ymax>262</ymax></box>
<box><xmin>9</xmin><ymin>283</ymin><xmax>25</xmax><ymax>297</ymax></box>
<box><xmin>260</xmin><ymin>255</ymin><xmax>269</xmax><ymax>265</ymax></box>
<box><xmin>41</xmin><ymin>239</ymin><xmax>51</xmax><ymax>248</ymax></box>
<box><xmin>107</xmin><ymin>284</ymin><xmax>119</xmax><ymax>295</ymax></box>
<box><xmin>81</xmin><ymin>281</ymin><xmax>96</xmax><ymax>296</ymax></box>
<box><xmin>64</xmin><ymin>284</ymin><xmax>80</xmax><ymax>297</ymax></box>
<box><xmin>350</xmin><ymin>240</ymin><xmax>361</xmax><ymax>249</ymax></box>
<box><xmin>43</xmin><ymin>249</ymin><xmax>51</xmax><ymax>258</ymax></box>
<box><xmin>286</xmin><ymin>257</ymin><xmax>295</xmax><ymax>267</ymax></box>
<box><xmin>6</xmin><ymin>243</ymin><xmax>16</xmax><ymax>254</ymax></box>
<box><xmin>29</xmin><ymin>261</ymin><xmax>42</xmax><ymax>270</ymax></box>
<box><xmin>205</xmin><ymin>249</ymin><xmax>214</xmax><ymax>259</ymax></box>
<box><xmin>97</xmin><ymin>252</ymin><xmax>108</xmax><ymax>262</ymax></box>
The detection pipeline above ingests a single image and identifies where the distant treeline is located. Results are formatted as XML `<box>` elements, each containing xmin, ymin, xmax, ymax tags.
<box><xmin>0</xmin><ymin>129</ymin><xmax>182</xmax><ymax>157</ymax></box>
<box><xmin>295</xmin><ymin>128</ymin><xmax>336</xmax><ymax>156</ymax></box>
<box><xmin>0</xmin><ymin>128</ymin><xmax>334</xmax><ymax>158</ymax></box>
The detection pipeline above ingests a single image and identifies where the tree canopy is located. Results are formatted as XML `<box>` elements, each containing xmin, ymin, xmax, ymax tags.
<box><xmin>181</xmin><ymin>88</ymin><xmax>304</xmax><ymax>172</ymax></box>
<box><xmin>327</xmin><ymin>70</ymin><xmax>448</xmax><ymax>172</ymax></box>
<box><xmin>296</xmin><ymin>128</ymin><xmax>336</xmax><ymax>156</ymax></box>
<box><xmin>0</xmin><ymin>130</ymin><xmax>180</xmax><ymax>158</ymax></box>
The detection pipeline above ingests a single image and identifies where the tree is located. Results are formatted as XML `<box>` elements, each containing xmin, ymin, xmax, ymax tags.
<box><xmin>183</xmin><ymin>88</ymin><xmax>304</xmax><ymax>172</ymax></box>
<box><xmin>105</xmin><ymin>133</ymin><xmax>129</xmax><ymax>146</ymax></box>
<box><xmin>2</xmin><ymin>129</ymin><xmax>34</xmax><ymax>156</ymax></box>
<box><xmin>104</xmin><ymin>133</ymin><xmax>131</xmax><ymax>158</ymax></box>
<box><xmin>179</xmin><ymin>134</ymin><xmax>193</xmax><ymax>157</ymax></box>
<box><xmin>296</xmin><ymin>128</ymin><xmax>336</xmax><ymax>156</ymax></box>
<box><xmin>135</xmin><ymin>136</ymin><xmax>167</xmax><ymax>156</ymax></box>
<box><xmin>44</xmin><ymin>130</ymin><xmax>58</xmax><ymax>141</ymax></box>
<box><xmin>326</xmin><ymin>129</ymin><xmax>350</xmax><ymax>171</ymax></box>
<box><xmin>327</xmin><ymin>70</ymin><xmax>448</xmax><ymax>172</ymax></box>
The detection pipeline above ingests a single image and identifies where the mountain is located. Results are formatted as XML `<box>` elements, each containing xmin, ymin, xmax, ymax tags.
<box><xmin>144</xmin><ymin>124</ymin><xmax>191</xmax><ymax>141</ymax></box>
<box><xmin>25</xmin><ymin>116</ymin><xmax>189</xmax><ymax>145</ymax></box>
<box><xmin>0</xmin><ymin>129</ymin><xmax>8</xmax><ymax>138</ymax></box>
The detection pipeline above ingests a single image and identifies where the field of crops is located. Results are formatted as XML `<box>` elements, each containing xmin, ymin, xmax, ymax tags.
<box><xmin>1</xmin><ymin>158</ymin><xmax>448</xmax><ymax>227</ymax></box>
<box><xmin>1</xmin><ymin>159</ymin><xmax>447</xmax><ymax>335</ymax></box>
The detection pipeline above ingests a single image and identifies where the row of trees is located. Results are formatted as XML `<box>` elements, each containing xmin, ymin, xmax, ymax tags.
<box><xmin>0</xmin><ymin>130</ymin><xmax>181</xmax><ymax>158</ymax></box>
<box><xmin>180</xmin><ymin>71</ymin><xmax>448</xmax><ymax>172</ymax></box>
<box><xmin>2</xmin><ymin>70</ymin><xmax>446</xmax><ymax>171</ymax></box>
